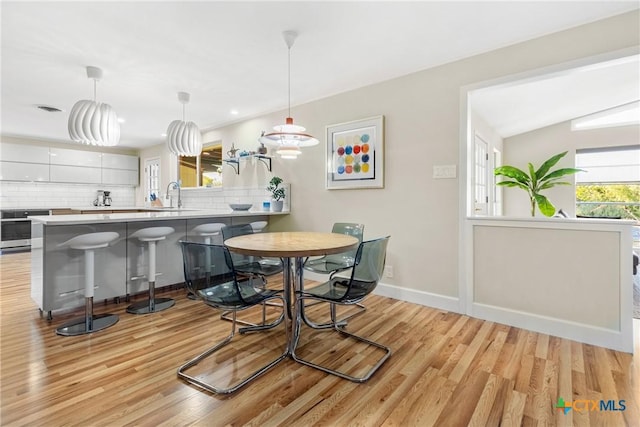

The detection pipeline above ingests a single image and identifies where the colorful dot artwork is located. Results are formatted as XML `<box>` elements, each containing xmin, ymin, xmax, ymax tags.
<box><xmin>333</xmin><ymin>131</ymin><xmax>374</xmax><ymax>180</ymax></box>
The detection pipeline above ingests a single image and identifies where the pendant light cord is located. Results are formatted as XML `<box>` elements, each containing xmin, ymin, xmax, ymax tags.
<box><xmin>288</xmin><ymin>43</ymin><xmax>291</xmax><ymax>118</ymax></box>
<box><xmin>93</xmin><ymin>79</ymin><xmax>97</xmax><ymax>102</ymax></box>
<box><xmin>183</xmin><ymin>103</ymin><xmax>186</xmax><ymax>122</ymax></box>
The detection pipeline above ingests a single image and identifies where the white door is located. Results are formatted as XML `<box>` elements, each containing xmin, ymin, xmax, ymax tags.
<box><xmin>474</xmin><ymin>134</ymin><xmax>489</xmax><ymax>215</ymax></box>
<box><xmin>144</xmin><ymin>158</ymin><xmax>160</xmax><ymax>204</ymax></box>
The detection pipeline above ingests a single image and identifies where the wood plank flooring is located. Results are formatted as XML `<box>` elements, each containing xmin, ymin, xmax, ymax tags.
<box><xmin>1</xmin><ymin>251</ymin><xmax>638</xmax><ymax>426</ymax></box>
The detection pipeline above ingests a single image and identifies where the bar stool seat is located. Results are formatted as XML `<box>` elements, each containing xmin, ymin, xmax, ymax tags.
<box><xmin>250</xmin><ymin>221</ymin><xmax>268</xmax><ymax>233</ymax></box>
<box><xmin>191</xmin><ymin>223</ymin><xmax>225</xmax><ymax>244</ymax></box>
<box><xmin>127</xmin><ymin>226</ymin><xmax>175</xmax><ymax>314</ymax></box>
<box><xmin>56</xmin><ymin>231</ymin><xmax>120</xmax><ymax>336</ymax></box>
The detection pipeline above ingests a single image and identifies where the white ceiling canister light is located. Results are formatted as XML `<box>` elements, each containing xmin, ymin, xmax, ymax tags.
<box><xmin>259</xmin><ymin>30</ymin><xmax>319</xmax><ymax>159</ymax></box>
<box><xmin>166</xmin><ymin>92</ymin><xmax>202</xmax><ymax>157</ymax></box>
<box><xmin>68</xmin><ymin>66</ymin><xmax>120</xmax><ymax>146</ymax></box>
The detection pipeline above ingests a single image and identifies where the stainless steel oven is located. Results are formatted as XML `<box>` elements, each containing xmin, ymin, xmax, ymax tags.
<box><xmin>1</xmin><ymin>209</ymin><xmax>51</xmax><ymax>250</ymax></box>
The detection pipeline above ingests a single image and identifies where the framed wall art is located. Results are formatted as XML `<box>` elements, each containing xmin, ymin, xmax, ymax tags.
<box><xmin>325</xmin><ymin>115</ymin><xmax>384</xmax><ymax>190</ymax></box>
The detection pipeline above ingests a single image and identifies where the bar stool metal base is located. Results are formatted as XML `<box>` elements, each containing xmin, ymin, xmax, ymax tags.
<box><xmin>56</xmin><ymin>314</ymin><xmax>119</xmax><ymax>336</ymax></box>
<box><xmin>126</xmin><ymin>298</ymin><xmax>175</xmax><ymax>314</ymax></box>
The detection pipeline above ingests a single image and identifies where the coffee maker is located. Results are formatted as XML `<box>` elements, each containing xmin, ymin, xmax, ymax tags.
<box><xmin>94</xmin><ymin>190</ymin><xmax>105</xmax><ymax>206</ymax></box>
<box><xmin>103</xmin><ymin>191</ymin><xmax>112</xmax><ymax>206</ymax></box>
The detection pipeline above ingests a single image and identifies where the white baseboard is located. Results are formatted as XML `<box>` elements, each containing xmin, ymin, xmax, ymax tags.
<box><xmin>472</xmin><ymin>302</ymin><xmax>633</xmax><ymax>353</ymax></box>
<box><xmin>373</xmin><ymin>282</ymin><xmax>461</xmax><ymax>313</ymax></box>
<box><xmin>303</xmin><ymin>271</ymin><xmax>460</xmax><ymax>313</ymax></box>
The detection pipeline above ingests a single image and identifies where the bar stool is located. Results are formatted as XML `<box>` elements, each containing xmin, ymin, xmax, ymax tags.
<box><xmin>188</xmin><ymin>223</ymin><xmax>226</xmax><ymax>299</ymax></box>
<box><xmin>127</xmin><ymin>226</ymin><xmax>175</xmax><ymax>314</ymax></box>
<box><xmin>250</xmin><ymin>221</ymin><xmax>268</xmax><ymax>233</ymax></box>
<box><xmin>56</xmin><ymin>231</ymin><xmax>120</xmax><ymax>336</ymax></box>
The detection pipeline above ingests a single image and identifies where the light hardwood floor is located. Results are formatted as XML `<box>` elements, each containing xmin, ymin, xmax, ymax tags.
<box><xmin>1</xmin><ymin>251</ymin><xmax>638</xmax><ymax>426</ymax></box>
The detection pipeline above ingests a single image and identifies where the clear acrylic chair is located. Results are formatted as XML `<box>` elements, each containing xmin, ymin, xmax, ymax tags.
<box><xmin>302</xmin><ymin>223</ymin><xmax>366</xmax><ymax>325</ymax></box>
<box><xmin>221</xmin><ymin>224</ymin><xmax>284</xmax><ymax>326</ymax></box>
<box><xmin>293</xmin><ymin>236</ymin><xmax>392</xmax><ymax>383</ymax></box>
<box><xmin>178</xmin><ymin>241</ymin><xmax>286</xmax><ymax>394</ymax></box>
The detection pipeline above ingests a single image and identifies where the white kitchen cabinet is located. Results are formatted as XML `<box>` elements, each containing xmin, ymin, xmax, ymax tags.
<box><xmin>49</xmin><ymin>147</ymin><xmax>102</xmax><ymax>167</ymax></box>
<box><xmin>1</xmin><ymin>142</ymin><xmax>139</xmax><ymax>186</ymax></box>
<box><xmin>50</xmin><ymin>165</ymin><xmax>101</xmax><ymax>184</ymax></box>
<box><xmin>102</xmin><ymin>168</ymin><xmax>138</xmax><ymax>185</ymax></box>
<box><xmin>101</xmin><ymin>152</ymin><xmax>138</xmax><ymax>185</ymax></box>
<box><xmin>101</xmin><ymin>152</ymin><xmax>138</xmax><ymax>170</ymax></box>
<box><xmin>0</xmin><ymin>142</ymin><xmax>50</xmax><ymax>163</ymax></box>
<box><xmin>0</xmin><ymin>161</ymin><xmax>49</xmax><ymax>181</ymax></box>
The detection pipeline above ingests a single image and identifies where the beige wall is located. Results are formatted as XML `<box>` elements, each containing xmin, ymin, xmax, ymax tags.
<box><xmin>199</xmin><ymin>11</ymin><xmax>639</xmax><ymax>299</ymax></box>
<box><xmin>502</xmin><ymin>121</ymin><xmax>640</xmax><ymax>217</ymax></box>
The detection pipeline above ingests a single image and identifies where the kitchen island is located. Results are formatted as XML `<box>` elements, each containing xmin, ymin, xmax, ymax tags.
<box><xmin>29</xmin><ymin>208</ymin><xmax>288</xmax><ymax>318</ymax></box>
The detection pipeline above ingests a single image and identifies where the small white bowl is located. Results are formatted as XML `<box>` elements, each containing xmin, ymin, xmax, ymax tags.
<box><xmin>229</xmin><ymin>203</ymin><xmax>252</xmax><ymax>211</ymax></box>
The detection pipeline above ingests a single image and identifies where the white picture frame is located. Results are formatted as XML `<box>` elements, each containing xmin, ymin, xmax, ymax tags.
<box><xmin>325</xmin><ymin>115</ymin><xmax>384</xmax><ymax>190</ymax></box>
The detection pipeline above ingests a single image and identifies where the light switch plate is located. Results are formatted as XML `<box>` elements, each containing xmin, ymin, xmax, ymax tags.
<box><xmin>433</xmin><ymin>165</ymin><xmax>457</xmax><ymax>179</ymax></box>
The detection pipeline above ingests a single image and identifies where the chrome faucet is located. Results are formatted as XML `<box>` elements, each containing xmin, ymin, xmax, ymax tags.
<box><xmin>166</xmin><ymin>181</ymin><xmax>182</xmax><ymax>208</ymax></box>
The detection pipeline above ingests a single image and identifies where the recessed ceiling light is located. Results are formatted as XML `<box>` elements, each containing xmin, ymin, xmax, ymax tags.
<box><xmin>161</xmin><ymin>133</ymin><xmax>167</xmax><ymax>137</ymax></box>
<box><xmin>36</xmin><ymin>105</ymin><xmax>63</xmax><ymax>113</ymax></box>
<box><xmin>117</xmin><ymin>117</ymin><xmax>126</xmax><ymax>123</ymax></box>
<box><xmin>230</xmin><ymin>109</ymin><xmax>239</xmax><ymax>115</ymax></box>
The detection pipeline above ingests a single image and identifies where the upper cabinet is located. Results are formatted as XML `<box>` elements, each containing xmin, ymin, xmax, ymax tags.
<box><xmin>0</xmin><ymin>143</ymin><xmax>50</xmax><ymax>163</ymax></box>
<box><xmin>0</xmin><ymin>142</ymin><xmax>139</xmax><ymax>186</ymax></box>
<box><xmin>101</xmin><ymin>153</ymin><xmax>139</xmax><ymax>185</ymax></box>
<box><xmin>49</xmin><ymin>147</ymin><xmax>102</xmax><ymax>167</ymax></box>
<box><xmin>0</xmin><ymin>143</ymin><xmax>51</xmax><ymax>181</ymax></box>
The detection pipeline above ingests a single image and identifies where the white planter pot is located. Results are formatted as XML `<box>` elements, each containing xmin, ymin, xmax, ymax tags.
<box><xmin>271</xmin><ymin>200</ymin><xmax>284</xmax><ymax>212</ymax></box>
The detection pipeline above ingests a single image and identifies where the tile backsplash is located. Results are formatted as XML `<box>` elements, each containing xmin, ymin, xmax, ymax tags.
<box><xmin>0</xmin><ymin>181</ymin><xmax>136</xmax><ymax>208</ymax></box>
<box><xmin>177</xmin><ymin>184</ymin><xmax>291</xmax><ymax>211</ymax></box>
<box><xmin>0</xmin><ymin>181</ymin><xmax>289</xmax><ymax>211</ymax></box>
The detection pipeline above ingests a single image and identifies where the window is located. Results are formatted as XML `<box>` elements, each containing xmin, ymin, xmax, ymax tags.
<box><xmin>178</xmin><ymin>143</ymin><xmax>223</xmax><ymax>188</ymax></box>
<box><xmin>492</xmin><ymin>148</ymin><xmax>502</xmax><ymax>215</ymax></box>
<box><xmin>473</xmin><ymin>134</ymin><xmax>488</xmax><ymax>215</ymax></box>
<box><xmin>575</xmin><ymin>145</ymin><xmax>640</xmax><ymax>220</ymax></box>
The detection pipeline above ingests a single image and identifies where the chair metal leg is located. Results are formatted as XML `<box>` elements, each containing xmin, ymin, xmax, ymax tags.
<box><xmin>177</xmin><ymin>310</ymin><xmax>288</xmax><ymax>394</ymax></box>
<box><xmin>301</xmin><ymin>301</ymin><xmax>366</xmax><ymax>329</ymax></box>
<box><xmin>291</xmin><ymin>297</ymin><xmax>391</xmax><ymax>383</ymax></box>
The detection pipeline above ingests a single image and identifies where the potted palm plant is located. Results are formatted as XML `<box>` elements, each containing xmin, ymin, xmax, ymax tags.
<box><xmin>494</xmin><ymin>151</ymin><xmax>584</xmax><ymax>217</ymax></box>
<box><xmin>267</xmin><ymin>176</ymin><xmax>285</xmax><ymax>212</ymax></box>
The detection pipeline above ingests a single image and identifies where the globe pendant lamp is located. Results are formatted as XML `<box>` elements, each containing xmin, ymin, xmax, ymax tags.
<box><xmin>166</xmin><ymin>92</ymin><xmax>202</xmax><ymax>157</ymax></box>
<box><xmin>68</xmin><ymin>66</ymin><xmax>120</xmax><ymax>146</ymax></box>
<box><xmin>258</xmin><ymin>30</ymin><xmax>318</xmax><ymax>159</ymax></box>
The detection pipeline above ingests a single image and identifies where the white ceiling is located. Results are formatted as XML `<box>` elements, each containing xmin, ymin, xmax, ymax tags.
<box><xmin>1</xmin><ymin>1</ymin><xmax>638</xmax><ymax>149</ymax></box>
<box><xmin>470</xmin><ymin>54</ymin><xmax>640</xmax><ymax>138</ymax></box>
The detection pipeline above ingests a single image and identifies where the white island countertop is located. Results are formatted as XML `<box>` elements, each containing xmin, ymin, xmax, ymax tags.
<box><xmin>29</xmin><ymin>208</ymin><xmax>288</xmax><ymax>225</ymax></box>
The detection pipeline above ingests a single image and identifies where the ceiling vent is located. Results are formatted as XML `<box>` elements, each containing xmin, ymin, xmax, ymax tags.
<box><xmin>36</xmin><ymin>105</ymin><xmax>63</xmax><ymax>113</ymax></box>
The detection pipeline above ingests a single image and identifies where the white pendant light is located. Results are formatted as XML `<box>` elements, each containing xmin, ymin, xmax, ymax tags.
<box><xmin>258</xmin><ymin>30</ymin><xmax>318</xmax><ymax>159</ymax></box>
<box><xmin>68</xmin><ymin>66</ymin><xmax>120</xmax><ymax>146</ymax></box>
<box><xmin>166</xmin><ymin>92</ymin><xmax>202</xmax><ymax>157</ymax></box>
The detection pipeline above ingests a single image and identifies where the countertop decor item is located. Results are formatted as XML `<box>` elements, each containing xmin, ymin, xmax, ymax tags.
<box><xmin>258</xmin><ymin>31</ymin><xmax>318</xmax><ymax>160</ymax></box>
<box><xmin>494</xmin><ymin>151</ymin><xmax>584</xmax><ymax>217</ymax></box>
<box><xmin>267</xmin><ymin>176</ymin><xmax>285</xmax><ymax>212</ymax></box>
<box><xmin>227</xmin><ymin>143</ymin><xmax>239</xmax><ymax>158</ymax></box>
<box><xmin>229</xmin><ymin>203</ymin><xmax>252</xmax><ymax>211</ymax></box>
<box><xmin>68</xmin><ymin>66</ymin><xmax>120</xmax><ymax>146</ymax></box>
<box><xmin>166</xmin><ymin>92</ymin><xmax>202</xmax><ymax>157</ymax></box>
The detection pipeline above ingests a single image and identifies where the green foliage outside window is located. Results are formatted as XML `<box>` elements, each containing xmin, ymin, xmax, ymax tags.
<box><xmin>576</xmin><ymin>184</ymin><xmax>640</xmax><ymax>220</ymax></box>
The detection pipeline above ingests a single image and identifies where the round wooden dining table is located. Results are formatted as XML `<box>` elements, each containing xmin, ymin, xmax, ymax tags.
<box><xmin>224</xmin><ymin>231</ymin><xmax>359</xmax><ymax>355</ymax></box>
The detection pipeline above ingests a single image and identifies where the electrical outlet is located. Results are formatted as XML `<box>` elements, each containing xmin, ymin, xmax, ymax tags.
<box><xmin>384</xmin><ymin>265</ymin><xmax>394</xmax><ymax>278</ymax></box>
